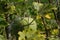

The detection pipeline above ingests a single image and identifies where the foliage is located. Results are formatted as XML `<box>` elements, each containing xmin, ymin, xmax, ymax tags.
<box><xmin>0</xmin><ymin>0</ymin><xmax>59</xmax><ymax>40</ymax></box>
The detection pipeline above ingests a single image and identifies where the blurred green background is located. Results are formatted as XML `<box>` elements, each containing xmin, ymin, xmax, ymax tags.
<box><xmin>0</xmin><ymin>0</ymin><xmax>60</xmax><ymax>40</ymax></box>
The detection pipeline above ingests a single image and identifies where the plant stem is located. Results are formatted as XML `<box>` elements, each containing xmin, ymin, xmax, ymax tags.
<box><xmin>41</xmin><ymin>16</ymin><xmax>49</xmax><ymax>40</ymax></box>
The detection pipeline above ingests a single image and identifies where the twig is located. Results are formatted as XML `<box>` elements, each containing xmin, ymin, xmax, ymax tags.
<box><xmin>41</xmin><ymin>16</ymin><xmax>49</xmax><ymax>40</ymax></box>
